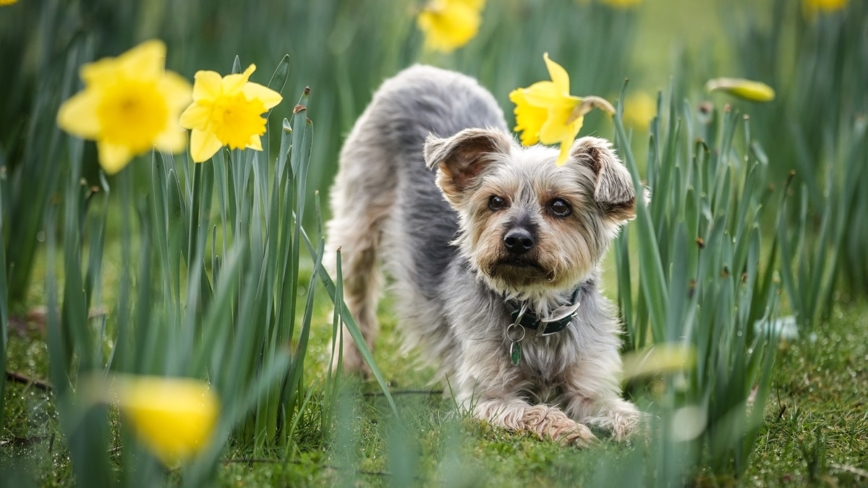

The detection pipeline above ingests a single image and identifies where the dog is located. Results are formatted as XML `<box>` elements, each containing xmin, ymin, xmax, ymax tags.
<box><xmin>326</xmin><ymin>65</ymin><xmax>640</xmax><ymax>445</ymax></box>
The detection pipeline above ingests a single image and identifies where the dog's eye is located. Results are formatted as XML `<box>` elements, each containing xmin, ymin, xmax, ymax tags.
<box><xmin>488</xmin><ymin>195</ymin><xmax>508</xmax><ymax>211</ymax></box>
<box><xmin>547</xmin><ymin>198</ymin><xmax>572</xmax><ymax>217</ymax></box>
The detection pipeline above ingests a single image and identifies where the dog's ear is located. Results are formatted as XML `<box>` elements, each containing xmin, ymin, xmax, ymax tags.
<box><xmin>569</xmin><ymin>136</ymin><xmax>639</xmax><ymax>221</ymax></box>
<box><xmin>424</xmin><ymin>128</ymin><xmax>512</xmax><ymax>205</ymax></box>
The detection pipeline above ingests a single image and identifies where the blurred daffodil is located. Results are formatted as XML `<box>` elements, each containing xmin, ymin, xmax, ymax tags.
<box><xmin>623</xmin><ymin>92</ymin><xmax>657</xmax><ymax>132</ymax></box>
<box><xmin>113</xmin><ymin>375</ymin><xmax>219</xmax><ymax>466</ymax></box>
<box><xmin>56</xmin><ymin>40</ymin><xmax>192</xmax><ymax>174</ymax></box>
<box><xmin>803</xmin><ymin>0</ymin><xmax>848</xmax><ymax>17</ymax></box>
<box><xmin>621</xmin><ymin>343</ymin><xmax>696</xmax><ymax>380</ymax></box>
<box><xmin>705</xmin><ymin>77</ymin><xmax>775</xmax><ymax>102</ymax></box>
<box><xmin>179</xmin><ymin>64</ymin><xmax>282</xmax><ymax>162</ymax></box>
<box><xmin>599</xmin><ymin>0</ymin><xmax>642</xmax><ymax>9</ymax></box>
<box><xmin>509</xmin><ymin>53</ymin><xmax>615</xmax><ymax>165</ymax></box>
<box><xmin>0</xmin><ymin>0</ymin><xmax>19</xmax><ymax>6</ymax></box>
<box><xmin>417</xmin><ymin>0</ymin><xmax>485</xmax><ymax>53</ymax></box>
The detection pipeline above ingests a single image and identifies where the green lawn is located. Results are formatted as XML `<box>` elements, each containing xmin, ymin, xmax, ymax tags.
<box><xmin>4</xmin><ymin>281</ymin><xmax>867</xmax><ymax>486</ymax></box>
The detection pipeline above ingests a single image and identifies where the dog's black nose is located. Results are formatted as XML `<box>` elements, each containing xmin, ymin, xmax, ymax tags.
<box><xmin>504</xmin><ymin>228</ymin><xmax>535</xmax><ymax>254</ymax></box>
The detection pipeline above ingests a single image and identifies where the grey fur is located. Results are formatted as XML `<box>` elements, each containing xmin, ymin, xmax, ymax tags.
<box><xmin>326</xmin><ymin>65</ymin><xmax>639</xmax><ymax>444</ymax></box>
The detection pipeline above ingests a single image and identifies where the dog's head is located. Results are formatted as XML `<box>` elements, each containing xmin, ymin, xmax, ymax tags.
<box><xmin>425</xmin><ymin>128</ymin><xmax>637</xmax><ymax>297</ymax></box>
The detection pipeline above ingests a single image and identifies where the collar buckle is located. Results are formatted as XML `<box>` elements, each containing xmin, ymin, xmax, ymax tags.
<box><xmin>506</xmin><ymin>287</ymin><xmax>582</xmax><ymax>337</ymax></box>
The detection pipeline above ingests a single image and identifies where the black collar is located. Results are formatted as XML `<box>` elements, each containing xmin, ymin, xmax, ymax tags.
<box><xmin>506</xmin><ymin>287</ymin><xmax>582</xmax><ymax>336</ymax></box>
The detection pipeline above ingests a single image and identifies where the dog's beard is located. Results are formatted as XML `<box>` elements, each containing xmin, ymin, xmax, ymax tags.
<box><xmin>457</xmin><ymin>224</ymin><xmax>594</xmax><ymax>298</ymax></box>
<box><xmin>485</xmin><ymin>255</ymin><xmax>554</xmax><ymax>288</ymax></box>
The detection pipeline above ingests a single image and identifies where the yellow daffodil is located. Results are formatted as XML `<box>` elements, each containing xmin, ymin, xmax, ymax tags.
<box><xmin>599</xmin><ymin>0</ymin><xmax>642</xmax><ymax>9</ymax></box>
<box><xmin>803</xmin><ymin>0</ymin><xmax>847</xmax><ymax>18</ymax></box>
<box><xmin>623</xmin><ymin>92</ymin><xmax>657</xmax><ymax>132</ymax></box>
<box><xmin>621</xmin><ymin>343</ymin><xmax>696</xmax><ymax>380</ymax></box>
<box><xmin>112</xmin><ymin>375</ymin><xmax>219</xmax><ymax>467</ymax></box>
<box><xmin>509</xmin><ymin>53</ymin><xmax>615</xmax><ymax>165</ymax></box>
<box><xmin>417</xmin><ymin>0</ymin><xmax>485</xmax><ymax>53</ymax></box>
<box><xmin>57</xmin><ymin>40</ymin><xmax>192</xmax><ymax>174</ymax></box>
<box><xmin>0</xmin><ymin>0</ymin><xmax>18</xmax><ymax>5</ymax></box>
<box><xmin>179</xmin><ymin>64</ymin><xmax>282</xmax><ymax>163</ymax></box>
<box><xmin>705</xmin><ymin>77</ymin><xmax>775</xmax><ymax>102</ymax></box>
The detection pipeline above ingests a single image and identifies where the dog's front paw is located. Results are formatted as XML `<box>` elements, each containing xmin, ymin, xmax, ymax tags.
<box><xmin>606</xmin><ymin>400</ymin><xmax>641</xmax><ymax>441</ymax></box>
<box><xmin>523</xmin><ymin>405</ymin><xmax>597</xmax><ymax>447</ymax></box>
<box><xmin>559</xmin><ymin>423</ymin><xmax>598</xmax><ymax>448</ymax></box>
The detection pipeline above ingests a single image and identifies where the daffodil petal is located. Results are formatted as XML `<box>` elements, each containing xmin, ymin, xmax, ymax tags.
<box><xmin>154</xmin><ymin>125</ymin><xmax>187</xmax><ymax>154</ymax></box>
<box><xmin>543</xmin><ymin>53</ymin><xmax>571</xmax><ymax>94</ymax></box>
<box><xmin>118</xmin><ymin>39</ymin><xmax>166</xmax><ymax>81</ymax></box>
<box><xmin>538</xmin><ymin>104</ymin><xmax>578</xmax><ymax>145</ymax></box>
<box><xmin>57</xmin><ymin>90</ymin><xmax>101</xmax><ymax>138</ymax></box>
<box><xmin>555</xmin><ymin>143</ymin><xmax>572</xmax><ymax>166</ymax></box>
<box><xmin>521</xmin><ymin>82</ymin><xmax>566</xmax><ymax>107</ymax></box>
<box><xmin>242</xmin><ymin>82</ymin><xmax>282</xmax><ymax>110</ymax></box>
<box><xmin>97</xmin><ymin>141</ymin><xmax>135</xmax><ymax>174</ymax></box>
<box><xmin>179</xmin><ymin>103</ymin><xmax>212</xmax><ymax>131</ymax></box>
<box><xmin>192</xmin><ymin>70</ymin><xmax>223</xmax><ymax>101</ymax></box>
<box><xmin>80</xmin><ymin>58</ymin><xmax>121</xmax><ymax>87</ymax></box>
<box><xmin>114</xmin><ymin>376</ymin><xmax>219</xmax><ymax>467</ymax></box>
<box><xmin>160</xmin><ymin>72</ymin><xmax>192</xmax><ymax>109</ymax></box>
<box><xmin>555</xmin><ymin>123</ymin><xmax>581</xmax><ymax>166</ymax></box>
<box><xmin>459</xmin><ymin>0</ymin><xmax>485</xmax><ymax>9</ymax></box>
<box><xmin>622</xmin><ymin>344</ymin><xmax>697</xmax><ymax>380</ymax></box>
<box><xmin>418</xmin><ymin>0</ymin><xmax>482</xmax><ymax>53</ymax></box>
<box><xmin>57</xmin><ymin>40</ymin><xmax>192</xmax><ymax>168</ymax></box>
<box><xmin>221</xmin><ymin>64</ymin><xmax>256</xmax><ymax>95</ymax></box>
<box><xmin>190</xmin><ymin>129</ymin><xmax>223</xmax><ymax>163</ymax></box>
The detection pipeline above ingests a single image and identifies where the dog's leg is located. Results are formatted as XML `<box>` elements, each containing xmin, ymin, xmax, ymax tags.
<box><xmin>326</xmin><ymin>140</ymin><xmax>396</xmax><ymax>377</ymax></box>
<box><xmin>562</xmin><ymin>360</ymin><xmax>640</xmax><ymax>441</ymax></box>
<box><xmin>472</xmin><ymin>398</ymin><xmax>597</xmax><ymax>446</ymax></box>
<box><xmin>333</xmin><ymin>242</ymin><xmax>381</xmax><ymax>376</ymax></box>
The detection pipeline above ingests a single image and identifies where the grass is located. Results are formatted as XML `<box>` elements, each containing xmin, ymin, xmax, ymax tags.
<box><xmin>746</xmin><ymin>303</ymin><xmax>868</xmax><ymax>486</ymax></box>
<box><xmin>5</xmin><ymin>281</ymin><xmax>867</xmax><ymax>486</ymax></box>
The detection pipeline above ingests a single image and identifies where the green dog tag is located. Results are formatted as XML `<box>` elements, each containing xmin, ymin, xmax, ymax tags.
<box><xmin>511</xmin><ymin>341</ymin><xmax>522</xmax><ymax>365</ymax></box>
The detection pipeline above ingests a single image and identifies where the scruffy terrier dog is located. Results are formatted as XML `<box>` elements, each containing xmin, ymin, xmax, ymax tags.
<box><xmin>326</xmin><ymin>65</ymin><xmax>640</xmax><ymax>445</ymax></box>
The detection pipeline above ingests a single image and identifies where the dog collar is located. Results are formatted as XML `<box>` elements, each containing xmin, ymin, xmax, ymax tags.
<box><xmin>506</xmin><ymin>286</ymin><xmax>582</xmax><ymax>336</ymax></box>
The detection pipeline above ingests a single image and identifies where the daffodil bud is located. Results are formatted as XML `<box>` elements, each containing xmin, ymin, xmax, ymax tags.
<box><xmin>705</xmin><ymin>78</ymin><xmax>775</xmax><ymax>103</ymax></box>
